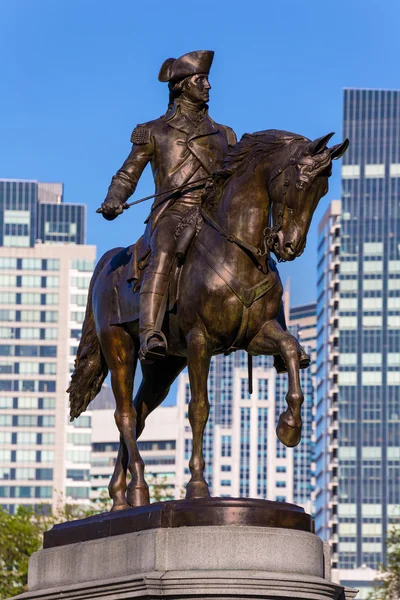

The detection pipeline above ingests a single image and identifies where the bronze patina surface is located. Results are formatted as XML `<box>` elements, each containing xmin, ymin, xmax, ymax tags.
<box><xmin>67</xmin><ymin>49</ymin><xmax>349</xmax><ymax>512</ymax></box>
<box><xmin>43</xmin><ymin>497</ymin><xmax>313</xmax><ymax>549</ymax></box>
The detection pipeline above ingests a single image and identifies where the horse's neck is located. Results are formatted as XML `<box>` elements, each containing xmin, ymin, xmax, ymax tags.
<box><xmin>215</xmin><ymin>168</ymin><xmax>270</xmax><ymax>249</ymax></box>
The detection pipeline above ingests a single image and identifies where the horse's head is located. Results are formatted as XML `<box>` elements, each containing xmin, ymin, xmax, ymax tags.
<box><xmin>268</xmin><ymin>132</ymin><xmax>349</xmax><ymax>262</ymax></box>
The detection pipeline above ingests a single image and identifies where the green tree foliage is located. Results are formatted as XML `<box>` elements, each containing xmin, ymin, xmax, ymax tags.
<box><xmin>0</xmin><ymin>506</ymin><xmax>48</xmax><ymax>599</ymax></box>
<box><xmin>368</xmin><ymin>528</ymin><xmax>400</xmax><ymax>600</ymax></box>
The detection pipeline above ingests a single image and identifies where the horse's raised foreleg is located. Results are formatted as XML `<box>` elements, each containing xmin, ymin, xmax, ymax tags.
<box><xmin>248</xmin><ymin>319</ymin><xmax>304</xmax><ymax>447</ymax></box>
<box><xmin>186</xmin><ymin>330</ymin><xmax>211</xmax><ymax>499</ymax></box>
<box><xmin>100</xmin><ymin>324</ymin><xmax>149</xmax><ymax>510</ymax></box>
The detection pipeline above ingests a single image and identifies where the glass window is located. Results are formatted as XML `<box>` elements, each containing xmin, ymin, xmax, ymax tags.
<box><xmin>0</xmin><ymin>292</ymin><xmax>17</xmax><ymax>304</ymax></box>
<box><xmin>40</xmin><ymin>346</ymin><xmax>57</xmax><ymax>357</ymax></box>
<box><xmin>70</xmin><ymin>311</ymin><xmax>84</xmax><ymax>324</ymax></box>
<box><xmin>45</xmin><ymin>276</ymin><xmax>59</xmax><ymax>288</ymax></box>
<box><xmin>0</xmin><ymin>432</ymin><xmax>11</xmax><ymax>444</ymax></box>
<box><xmin>17</xmin><ymin>415</ymin><xmax>38</xmax><ymax>427</ymax></box>
<box><xmin>0</xmin><ymin>415</ymin><xmax>12</xmax><ymax>426</ymax></box>
<box><xmin>0</xmin><ymin>362</ymin><xmax>13</xmax><ymax>374</ymax></box>
<box><xmin>41</xmin><ymin>398</ymin><xmax>56</xmax><ymax>409</ymax></box>
<box><xmin>15</xmin><ymin>450</ymin><xmax>36</xmax><ymax>462</ymax></box>
<box><xmin>73</xmin><ymin>416</ymin><xmax>91</xmax><ymax>428</ymax></box>
<box><xmin>71</xmin><ymin>259</ymin><xmax>95</xmax><ymax>272</ymax></box>
<box><xmin>19</xmin><ymin>362</ymin><xmax>39</xmax><ymax>375</ymax></box>
<box><xmin>43</xmin><ymin>311</ymin><xmax>58</xmax><ymax>323</ymax></box>
<box><xmin>71</xmin><ymin>277</ymin><xmax>91</xmax><ymax>289</ymax></box>
<box><xmin>21</xmin><ymin>293</ymin><xmax>41</xmax><ymax>305</ymax></box>
<box><xmin>0</xmin><ymin>344</ymin><xmax>14</xmax><ymax>356</ymax></box>
<box><xmin>15</xmin><ymin>468</ymin><xmax>35</xmax><ymax>480</ymax></box>
<box><xmin>20</xmin><ymin>328</ymin><xmax>40</xmax><ymax>340</ymax></box>
<box><xmin>40</xmin><ymin>450</ymin><xmax>54</xmax><ymax>462</ymax></box>
<box><xmin>16</xmin><ymin>432</ymin><xmax>37</xmax><ymax>445</ymax></box>
<box><xmin>0</xmin><ymin>275</ymin><xmax>17</xmax><ymax>287</ymax></box>
<box><xmin>41</xmin><ymin>433</ymin><xmax>55</xmax><ymax>445</ymax></box>
<box><xmin>46</xmin><ymin>259</ymin><xmax>59</xmax><ymax>271</ymax></box>
<box><xmin>0</xmin><ymin>258</ymin><xmax>17</xmax><ymax>269</ymax></box>
<box><xmin>36</xmin><ymin>486</ymin><xmax>52</xmax><ymax>498</ymax></box>
<box><xmin>42</xmin><ymin>416</ymin><xmax>55</xmax><ymax>427</ymax></box>
<box><xmin>0</xmin><ymin>309</ymin><xmax>16</xmax><ymax>321</ymax></box>
<box><xmin>0</xmin><ymin>450</ymin><xmax>12</xmax><ymax>462</ymax></box>
<box><xmin>43</xmin><ymin>294</ymin><xmax>58</xmax><ymax>305</ymax></box>
<box><xmin>17</xmin><ymin>397</ymin><xmax>38</xmax><ymax>409</ymax></box>
<box><xmin>0</xmin><ymin>397</ymin><xmax>13</xmax><ymax>408</ymax></box>
<box><xmin>20</xmin><ymin>310</ymin><xmax>41</xmax><ymax>322</ymax></box>
<box><xmin>21</xmin><ymin>276</ymin><xmax>42</xmax><ymax>288</ymax></box>
<box><xmin>44</xmin><ymin>328</ymin><xmax>58</xmax><ymax>340</ymax></box>
<box><xmin>42</xmin><ymin>363</ymin><xmax>56</xmax><ymax>375</ymax></box>
<box><xmin>71</xmin><ymin>294</ymin><xmax>87</xmax><ymax>307</ymax></box>
<box><xmin>66</xmin><ymin>486</ymin><xmax>89</xmax><ymax>499</ymax></box>
<box><xmin>21</xmin><ymin>259</ymin><xmax>42</xmax><ymax>270</ymax></box>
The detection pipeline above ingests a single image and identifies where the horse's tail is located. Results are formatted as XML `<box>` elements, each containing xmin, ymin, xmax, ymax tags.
<box><xmin>68</xmin><ymin>249</ymin><xmax>116</xmax><ymax>420</ymax></box>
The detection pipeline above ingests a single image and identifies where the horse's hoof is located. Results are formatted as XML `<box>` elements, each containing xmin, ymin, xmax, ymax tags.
<box><xmin>110</xmin><ymin>503</ymin><xmax>130</xmax><ymax>512</ymax></box>
<box><xmin>186</xmin><ymin>479</ymin><xmax>211</xmax><ymax>500</ymax></box>
<box><xmin>127</xmin><ymin>485</ymin><xmax>150</xmax><ymax>507</ymax></box>
<box><xmin>276</xmin><ymin>415</ymin><xmax>302</xmax><ymax>447</ymax></box>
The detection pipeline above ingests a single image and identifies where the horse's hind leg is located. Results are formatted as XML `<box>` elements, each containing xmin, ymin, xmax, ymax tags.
<box><xmin>248</xmin><ymin>319</ymin><xmax>303</xmax><ymax>447</ymax></box>
<box><xmin>135</xmin><ymin>356</ymin><xmax>187</xmax><ymax>438</ymax></box>
<box><xmin>99</xmin><ymin>324</ymin><xmax>149</xmax><ymax>509</ymax></box>
<box><xmin>185</xmin><ymin>330</ymin><xmax>211</xmax><ymax>499</ymax></box>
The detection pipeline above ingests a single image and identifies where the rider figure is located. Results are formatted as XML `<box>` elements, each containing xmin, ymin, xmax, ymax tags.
<box><xmin>100</xmin><ymin>50</ymin><xmax>237</xmax><ymax>362</ymax></box>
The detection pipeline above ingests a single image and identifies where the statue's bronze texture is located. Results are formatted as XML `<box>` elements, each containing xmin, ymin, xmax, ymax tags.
<box><xmin>43</xmin><ymin>498</ymin><xmax>313</xmax><ymax>549</ymax></box>
<box><xmin>69</xmin><ymin>50</ymin><xmax>349</xmax><ymax>511</ymax></box>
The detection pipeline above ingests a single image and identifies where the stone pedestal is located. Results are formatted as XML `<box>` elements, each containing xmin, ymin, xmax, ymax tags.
<box><xmin>11</xmin><ymin>498</ymin><xmax>358</xmax><ymax>600</ymax></box>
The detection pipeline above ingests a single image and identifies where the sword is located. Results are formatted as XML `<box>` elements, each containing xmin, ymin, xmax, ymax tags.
<box><xmin>96</xmin><ymin>176</ymin><xmax>212</xmax><ymax>214</ymax></box>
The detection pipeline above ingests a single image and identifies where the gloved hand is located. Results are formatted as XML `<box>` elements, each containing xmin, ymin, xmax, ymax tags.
<box><xmin>97</xmin><ymin>200</ymin><xmax>124</xmax><ymax>221</ymax></box>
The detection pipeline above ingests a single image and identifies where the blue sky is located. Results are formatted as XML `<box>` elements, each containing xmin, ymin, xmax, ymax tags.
<box><xmin>1</xmin><ymin>0</ymin><xmax>400</xmax><ymax>306</ymax></box>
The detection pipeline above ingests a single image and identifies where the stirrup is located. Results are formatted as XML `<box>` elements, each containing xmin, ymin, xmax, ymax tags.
<box><xmin>139</xmin><ymin>330</ymin><xmax>168</xmax><ymax>364</ymax></box>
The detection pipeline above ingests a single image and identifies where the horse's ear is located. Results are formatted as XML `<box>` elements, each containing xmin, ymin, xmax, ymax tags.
<box><xmin>309</xmin><ymin>132</ymin><xmax>335</xmax><ymax>155</ymax></box>
<box><xmin>330</xmin><ymin>138</ymin><xmax>350</xmax><ymax>160</ymax></box>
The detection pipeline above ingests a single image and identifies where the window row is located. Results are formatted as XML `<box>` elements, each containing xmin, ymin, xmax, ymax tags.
<box><xmin>0</xmin><ymin>362</ymin><xmax>56</xmax><ymax>375</ymax></box>
<box><xmin>0</xmin><ymin>467</ymin><xmax>53</xmax><ymax>481</ymax></box>
<box><xmin>0</xmin><ymin>309</ymin><xmax>58</xmax><ymax>323</ymax></box>
<box><xmin>0</xmin><ymin>450</ymin><xmax>54</xmax><ymax>462</ymax></box>
<box><xmin>0</xmin><ymin>485</ymin><xmax>53</xmax><ymax>498</ymax></box>
<box><xmin>0</xmin><ymin>275</ymin><xmax>59</xmax><ymax>288</ymax></box>
<box><xmin>0</xmin><ymin>327</ymin><xmax>58</xmax><ymax>340</ymax></box>
<box><xmin>0</xmin><ymin>292</ymin><xmax>58</xmax><ymax>305</ymax></box>
<box><xmin>0</xmin><ymin>397</ymin><xmax>55</xmax><ymax>409</ymax></box>
<box><xmin>0</xmin><ymin>380</ymin><xmax>56</xmax><ymax>392</ymax></box>
<box><xmin>0</xmin><ymin>415</ymin><xmax>55</xmax><ymax>427</ymax></box>
<box><xmin>0</xmin><ymin>258</ymin><xmax>59</xmax><ymax>271</ymax></box>
<box><xmin>0</xmin><ymin>432</ymin><xmax>54</xmax><ymax>445</ymax></box>
<box><xmin>0</xmin><ymin>345</ymin><xmax>57</xmax><ymax>358</ymax></box>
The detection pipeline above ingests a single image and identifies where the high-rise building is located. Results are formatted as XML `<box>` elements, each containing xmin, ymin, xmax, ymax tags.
<box><xmin>0</xmin><ymin>179</ymin><xmax>95</xmax><ymax>513</ymax></box>
<box><xmin>316</xmin><ymin>88</ymin><xmax>400</xmax><ymax>578</ymax></box>
<box><xmin>315</xmin><ymin>199</ymin><xmax>341</xmax><ymax>563</ymax></box>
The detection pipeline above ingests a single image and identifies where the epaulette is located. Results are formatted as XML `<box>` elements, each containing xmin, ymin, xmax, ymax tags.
<box><xmin>130</xmin><ymin>123</ymin><xmax>151</xmax><ymax>145</ymax></box>
<box><xmin>224</xmin><ymin>126</ymin><xmax>237</xmax><ymax>147</ymax></box>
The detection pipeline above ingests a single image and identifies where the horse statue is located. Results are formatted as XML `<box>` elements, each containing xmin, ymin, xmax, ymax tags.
<box><xmin>68</xmin><ymin>129</ymin><xmax>348</xmax><ymax>511</ymax></box>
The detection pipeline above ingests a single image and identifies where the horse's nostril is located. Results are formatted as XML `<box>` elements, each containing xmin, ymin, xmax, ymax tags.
<box><xmin>285</xmin><ymin>242</ymin><xmax>296</xmax><ymax>255</ymax></box>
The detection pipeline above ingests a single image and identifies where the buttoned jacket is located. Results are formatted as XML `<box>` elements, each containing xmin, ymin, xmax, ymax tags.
<box><xmin>105</xmin><ymin>101</ymin><xmax>237</xmax><ymax>231</ymax></box>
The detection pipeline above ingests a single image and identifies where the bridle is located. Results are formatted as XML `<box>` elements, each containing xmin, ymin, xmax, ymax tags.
<box><xmin>201</xmin><ymin>152</ymin><xmax>325</xmax><ymax>268</ymax></box>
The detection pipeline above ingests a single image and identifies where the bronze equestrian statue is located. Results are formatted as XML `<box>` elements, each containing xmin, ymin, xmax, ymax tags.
<box><xmin>68</xmin><ymin>50</ymin><xmax>348</xmax><ymax>511</ymax></box>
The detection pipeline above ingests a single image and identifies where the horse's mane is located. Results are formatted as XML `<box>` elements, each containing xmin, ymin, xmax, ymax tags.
<box><xmin>202</xmin><ymin>129</ymin><xmax>309</xmax><ymax>210</ymax></box>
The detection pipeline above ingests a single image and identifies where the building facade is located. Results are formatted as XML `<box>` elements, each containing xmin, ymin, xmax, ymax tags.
<box><xmin>315</xmin><ymin>200</ymin><xmax>341</xmax><ymax>564</ymax></box>
<box><xmin>0</xmin><ymin>179</ymin><xmax>95</xmax><ymax>512</ymax></box>
<box><xmin>90</xmin><ymin>393</ymin><xmax>179</xmax><ymax>503</ymax></box>
<box><xmin>316</xmin><ymin>88</ymin><xmax>400</xmax><ymax>576</ymax></box>
<box><xmin>175</xmin><ymin>343</ymin><xmax>315</xmax><ymax>513</ymax></box>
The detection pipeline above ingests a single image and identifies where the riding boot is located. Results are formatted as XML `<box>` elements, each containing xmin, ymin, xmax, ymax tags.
<box><xmin>139</xmin><ymin>273</ymin><xmax>169</xmax><ymax>363</ymax></box>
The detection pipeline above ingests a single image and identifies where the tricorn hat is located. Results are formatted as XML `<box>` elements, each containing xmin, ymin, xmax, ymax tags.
<box><xmin>158</xmin><ymin>50</ymin><xmax>214</xmax><ymax>83</ymax></box>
